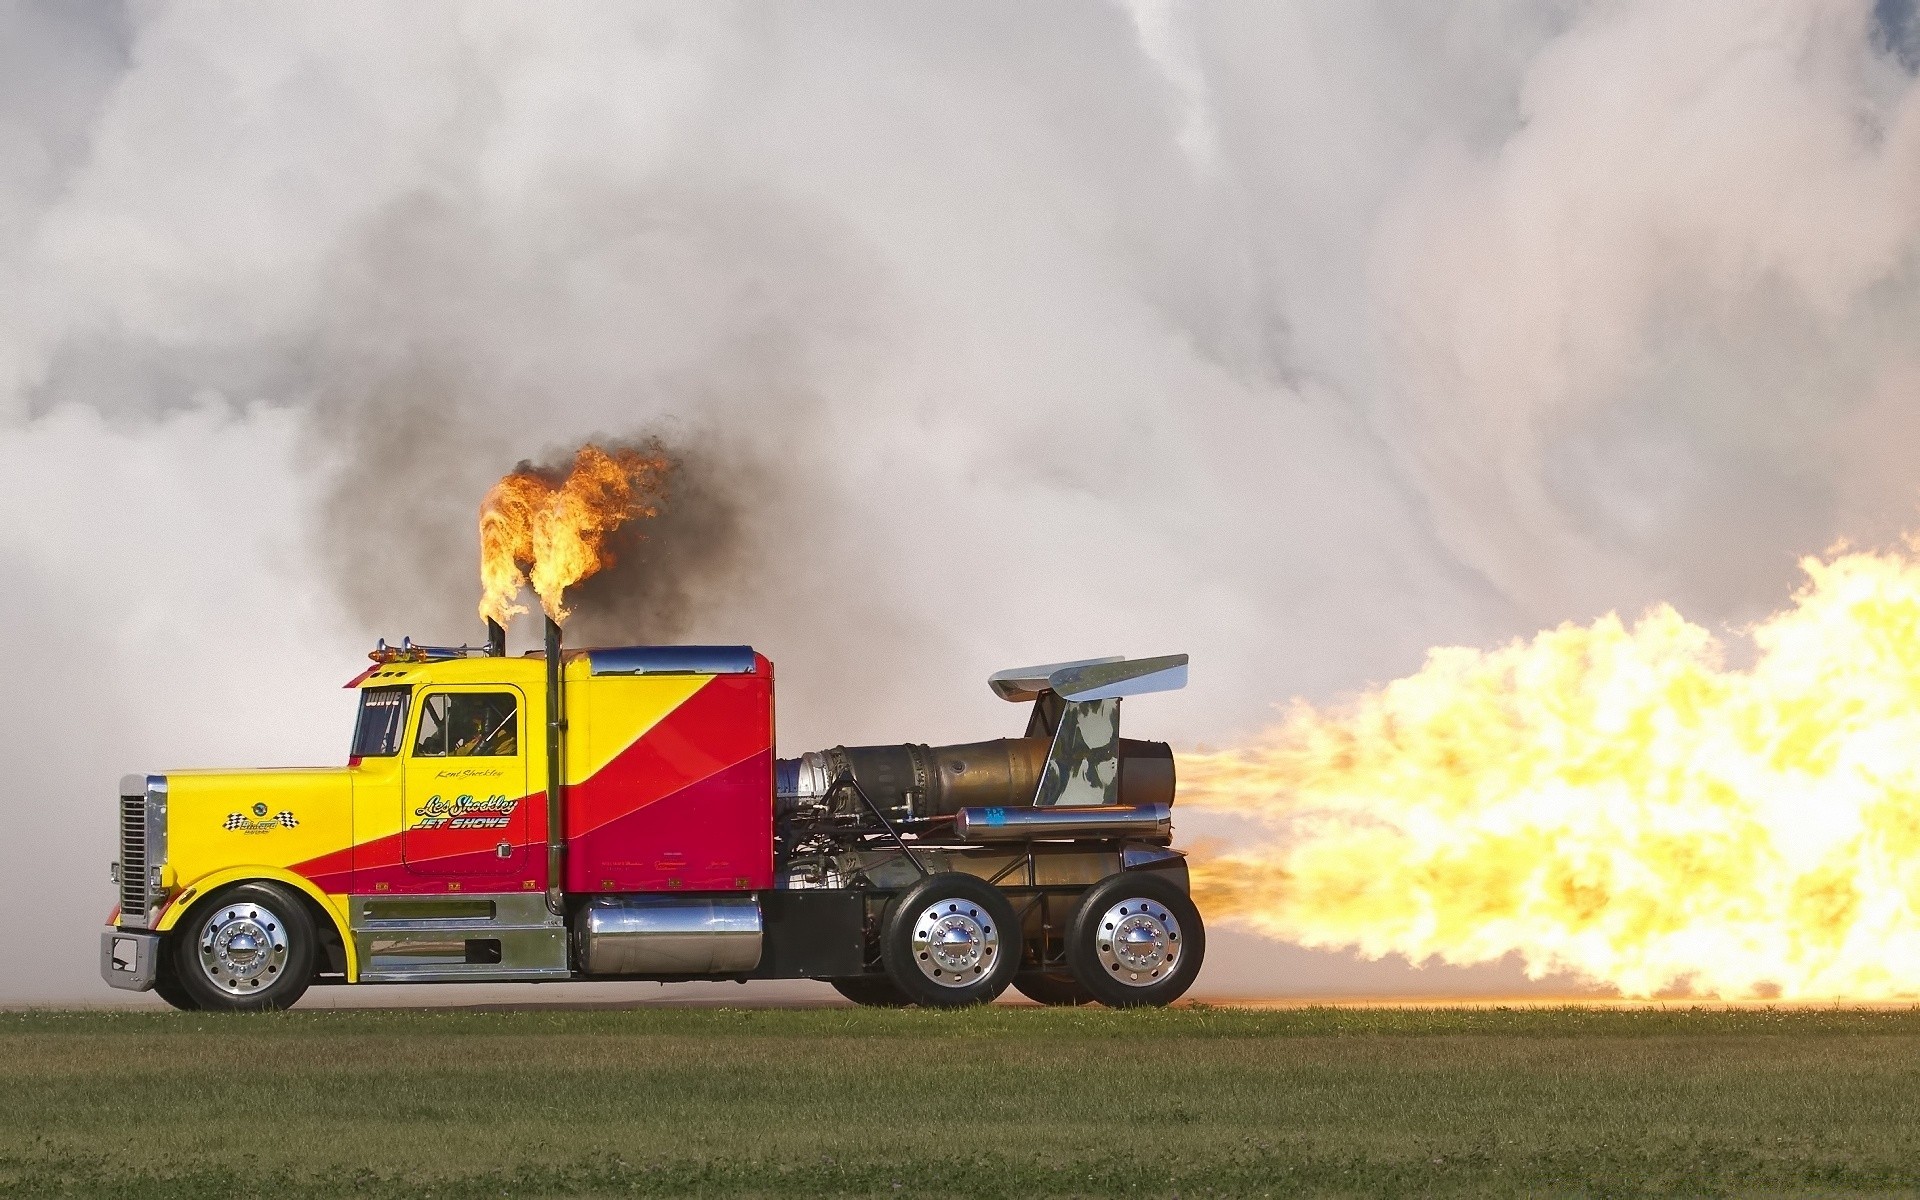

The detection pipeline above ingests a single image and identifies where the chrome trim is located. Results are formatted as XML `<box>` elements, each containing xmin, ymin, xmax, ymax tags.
<box><xmin>1049</xmin><ymin>655</ymin><xmax>1189</xmax><ymax>702</ymax></box>
<box><xmin>193</xmin><ymin>896</ymin><xmax>293</xmax><ymax>997</ymax></box>
<box><xmin>100</xmin><ymin>929</ymin><xmax>161</xmax><ymax>991</ymax></box>
<box><xmin>350</xmin><ymin>892</ymin><xmax>569</xmax><ymax>982</ymax></box>
<box><xmin>987</xmin><ymin>654</ymin><xmax>1189</xmax><ymax>703</ymax></box>
<box><xmin>908</xmin><ymin>897</ymin><xmax>1001</xmax><ymax>986</ymax></box>
<box><xmin>953</xmin><ymin>803</ymin><xmax>1172</xmax><ymax>843</ymax></box>
<box><xmin>787</xmin><ymin>751</ymin><xmax>835</xmax><ymax>801</ymax></box>
<box><xmin>1092</xmin><ymin>895</ymin><xmax>1183</xmax><ymax>987</ymax></box>
<box><xmin>575</xmin><ymin>895</ymin><xmax>763</xmax><ymax>975</ymax></box>
<box><xmin>989</xmin><ymin>657</ymin><xmax>1125</xmax><ymax>702</ymax></box>
<box><xmin>1120</xmin><ymin>843</ymin><xmax>1186</xmax><ymax>871</ymax></box>
<box><xmin>116</xmin><ymin>775</ymin><xmax>167</xmax><ymax>929</ymax></box>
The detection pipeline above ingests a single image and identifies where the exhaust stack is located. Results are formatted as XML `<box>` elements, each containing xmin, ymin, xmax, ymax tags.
<box><xmin>486</xmin><ymin>618</ymin><xmax>507</xmax><ymax>658</ymax></box>
<box><xmin>544</xmin><ymin>617</ymin><xmax>566</xmax><ymax>916</ymax></box>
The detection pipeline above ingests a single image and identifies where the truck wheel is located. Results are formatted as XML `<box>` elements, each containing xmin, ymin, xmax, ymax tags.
<box><xmin>151</xmin><ymin>964</ymin><xmax>200</xmax><ymax>1012</ymax></box>
<box><xmin>1065</xmin><ymin>872</ymin><xmax>1205</xmax><ymax>1008</ymax></box>
<box><xmin>830</xmin><ymin>976</ymin><xmax>912</xmax><ymax>1007</ymax></box>
<box><xmin>170</xmin><ymin>882</ymin><xmax>316</xmax><ymax>1012</ymax></box>
<box><xmin>881</xmin><ymin>873</ymin><xmax>1019</xmax><ymax>1007</ymax></box>
<box><xmin>1012</xmin><ymin>970</ymin><xmax>1095</xmax><ymax>1007</ymax></box>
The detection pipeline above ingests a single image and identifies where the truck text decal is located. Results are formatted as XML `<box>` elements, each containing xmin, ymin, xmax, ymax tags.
<box><xmin>412</xmin><ymin>794</ymin><xmax>519</xmax><ymax>830</ymax></box>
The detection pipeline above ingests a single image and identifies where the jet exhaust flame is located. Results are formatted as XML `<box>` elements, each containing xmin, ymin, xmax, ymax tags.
<box><xmin>1180</xmin><ymin>541</ymin><xmax>1920</xmax><ymax>999</ymax></box>
<box><xmin>477</xmin><ymin>443</ymin><xmax>671</xmax><ymax>626</ymax></box>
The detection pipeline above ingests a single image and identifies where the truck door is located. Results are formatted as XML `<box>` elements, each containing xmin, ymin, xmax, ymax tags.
<box><xmin>402</xmin><ymin>687</ymin><xmax>530</xmax><ymax>880</ymax></box>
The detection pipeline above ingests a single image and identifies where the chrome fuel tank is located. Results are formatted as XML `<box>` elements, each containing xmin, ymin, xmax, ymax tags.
<box><xmin>574</xmin><ymin>895</ymin><xmax>764</xmax><ymax>976</ymax></box>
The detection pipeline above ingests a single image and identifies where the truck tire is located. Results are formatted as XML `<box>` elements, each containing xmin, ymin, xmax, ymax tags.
<box><xmin>1065</xmin><ymin>872</ymin><xmax>1204</xmax><ymax>1008</ymax></box>
<box><xmin>830</xmin><ymin>975</ymin><xmax>912</xmax><ymax>1007</ymax></box>
<box><xmin>170</xmin><ymin>882</ymin><xmax>317</xmax><ymax>1012</ymax></box>
<box><xmin>151</xmin><ymin>964</ymin><xmax>200</xmax><ymax>1012</ymax></box>
<box><xmin>1012</xmin><ymin>970</ymin><xmax>1095</xmax><ymax>1007</ymax></box>
<box><xmin>881</xmin><ymin>873</ymin><xmax>1019</xmax><ymax>1007</ymax></box>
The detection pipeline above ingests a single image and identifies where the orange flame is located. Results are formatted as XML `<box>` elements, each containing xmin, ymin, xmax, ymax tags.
<box><xmin>1180</xmin><ymin>540</ymin><xmax>1920</xmax><ymax>999</ymax></box>
<box><xmin>477</xmin><ymin>444</ymin><xmax>670</xmax><ymax>625</ymax></box>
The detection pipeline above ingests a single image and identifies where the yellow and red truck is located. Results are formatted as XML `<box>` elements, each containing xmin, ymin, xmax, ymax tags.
<box><xmin>102</xmin><ymin>626</ymin><xmax>1201</xmax><ymax>1009</ymax></box>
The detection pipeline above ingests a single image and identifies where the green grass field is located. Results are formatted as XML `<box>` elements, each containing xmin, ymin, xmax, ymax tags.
<box><xmin>7</xmin><ymin>1005</ymin><xmax>1920</xmax><ymax>1198</ymax></box>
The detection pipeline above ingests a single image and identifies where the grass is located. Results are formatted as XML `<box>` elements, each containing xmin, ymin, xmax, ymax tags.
<box><xmin>6</xmin><ymin>1005</ymin><xmax>1920</xmax><ymax>1197</ymax></box>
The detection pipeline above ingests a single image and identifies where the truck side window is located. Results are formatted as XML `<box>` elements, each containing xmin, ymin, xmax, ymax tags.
<box><xmin>351</xmin><ymin>687</ymin><xmax>411</xmax><ymax>757</ymax></box>
<box><xmin>413</xmin><ymin>693</ymin><xmax>518</xmax><ymax>758</ymax></box>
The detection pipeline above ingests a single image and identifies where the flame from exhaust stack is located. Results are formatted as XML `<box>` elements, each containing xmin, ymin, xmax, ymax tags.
<box><xmin>478</xmin><ymin>443</ymin><xmax>670</xmax><ymax>625</ymax></box>
<box><xmin>1180</xmin><ymin>541</ymin><xmax>1920</xmax><ymax>999</ymax></box>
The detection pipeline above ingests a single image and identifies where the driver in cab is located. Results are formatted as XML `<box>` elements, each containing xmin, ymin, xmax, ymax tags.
<box><xmin>452</xmin><ymin>708</ymin><xmax>515</xmax><ymax>756</ymax></box>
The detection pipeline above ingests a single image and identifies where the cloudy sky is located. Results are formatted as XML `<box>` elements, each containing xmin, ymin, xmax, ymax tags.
<box><xmin>5</xmin><ymin>0</ymin><xmax>1920</xmax><ymax>1002</ymax></box>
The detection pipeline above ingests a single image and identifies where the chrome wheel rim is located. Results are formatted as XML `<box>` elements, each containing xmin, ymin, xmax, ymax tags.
<box><xmin>196</xmin><ymin>900</ymin><xmax>291</xmax><ymax>996</ymax></box>
<box><xmin>911</xmin><ymin>899</ymin><xmax>999</xmax><ymax>986</ymax></box>
<box><xmin>1094</xmin><ymin>898</ymin><xmax>1181</xmax><ymax>987</ymax></box>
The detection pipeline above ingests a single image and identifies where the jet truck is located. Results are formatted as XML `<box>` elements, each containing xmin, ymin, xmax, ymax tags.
<box><xmin>102</xmin><ymin>626</ymin><xmax>1203</xmax><ymax>1010</ymax></box>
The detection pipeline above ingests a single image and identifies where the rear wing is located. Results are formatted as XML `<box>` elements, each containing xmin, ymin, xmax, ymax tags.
<box><xmin>989</xmin><ymin>655</ymin><xmax>1188</xmax><ymax>703</ymax></box>
<box><xmin>986</xmin><ymin>654</ymin><xmax>1188</xmax><ymax>807</ymax></box>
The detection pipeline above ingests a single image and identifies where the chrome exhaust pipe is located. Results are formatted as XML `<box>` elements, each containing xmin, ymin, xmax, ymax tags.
<box><xmin>951</xmin><ymin>802</ymin><xmax>1172</xmax><ymax>843</ymax></box>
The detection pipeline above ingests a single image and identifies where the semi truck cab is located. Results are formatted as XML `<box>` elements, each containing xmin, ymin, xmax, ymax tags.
<box><xmin>103</xmin><ymin>635</ymin><xmax>1203</xmax><ymax>1009</ymax></box>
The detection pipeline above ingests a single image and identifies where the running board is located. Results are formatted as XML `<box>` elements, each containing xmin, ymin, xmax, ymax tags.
<box><xmin>350</xmin><ymin>892</ymin><xmax>570</xmax><ymax>983</ymax></box>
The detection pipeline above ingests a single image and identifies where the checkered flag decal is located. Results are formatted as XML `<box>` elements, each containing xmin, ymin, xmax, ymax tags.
<box><xmin>223</xmin><ymin>811</ymin><xmax>299</xmax><ymax>829</ymax></box>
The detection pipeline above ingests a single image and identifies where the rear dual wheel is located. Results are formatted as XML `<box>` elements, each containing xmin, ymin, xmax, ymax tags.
<box><xmin>879</xmin><ymin>873</ymin><xmax>1019</xmax><ymax>1007</ymax></box>
<box><xmin>1011</xmin><ymin>971</ymin><xmax>1095</xmax><ymax>1007</ymax></box>
<box><xmin>1063</xmin><ymin>872</ymin><xmax>1205</xmax><ymax>1008</ymax></box>
<box><xmin>850</xmin><ymin>870</ymin><xmax>1202</xmax><ymax>1008</ymax></box>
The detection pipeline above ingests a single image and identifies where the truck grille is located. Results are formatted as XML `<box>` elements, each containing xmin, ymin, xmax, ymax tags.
<box><xmin>119</xmin><ymin>792</ymin><xmax>150</xmax><ymax>928</ymax></box>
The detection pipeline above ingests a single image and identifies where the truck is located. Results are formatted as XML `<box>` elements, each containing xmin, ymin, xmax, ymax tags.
<box><xmin>101</xmin><ymin>622</ymin><xmax>1204</xmax><ymax>1010</ymax></box>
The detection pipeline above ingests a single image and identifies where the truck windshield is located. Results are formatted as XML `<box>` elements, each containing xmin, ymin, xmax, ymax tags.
<box><xmin>351</xmin><ymin>686</ymin><xmax>411</xmax><ymax>758</ymax></box>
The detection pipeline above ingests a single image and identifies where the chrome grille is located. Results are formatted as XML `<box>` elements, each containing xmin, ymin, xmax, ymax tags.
<box><xmin>119</xmin><ymin>792</ymin><xmax>150</xmax><ymax>928</ymax></box>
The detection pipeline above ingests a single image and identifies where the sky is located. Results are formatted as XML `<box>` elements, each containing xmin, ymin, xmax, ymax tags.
<box><xmin>5</xmin><ymin>0</ymin><xmax>1920</xmax><ymax>1002</ymax></box>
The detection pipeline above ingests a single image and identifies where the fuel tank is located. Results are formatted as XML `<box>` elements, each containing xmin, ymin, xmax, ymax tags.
<box><xmin>573</xmin><ymin>895</ymin><xmax>763</xmax><ymax>975</ymax></box>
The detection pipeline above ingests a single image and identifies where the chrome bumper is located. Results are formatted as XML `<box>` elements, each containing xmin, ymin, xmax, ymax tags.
<box><xmin>100</xmin><ymin>928</ymin><xmax>161</xmax><ymax>991</ymax></box>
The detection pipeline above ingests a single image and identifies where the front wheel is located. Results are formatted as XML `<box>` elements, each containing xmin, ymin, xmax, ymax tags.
<box><xmin>881</xmin><ymin>873</ymin><xmax>1019</xmax><ymax>1007</ymax></box>
<box><xmin>170</xmin><ymin>882</ymin><xmax>316</xmax><ymax>1012</ymax></box>
<box><xmin>1065</xmin><ymin>872</ymin><xmax>1205</xmax><ymax>1008</ymax></box>
<box><xmin>151</xmin><ymin>964</ymin><xmax>200</xmax><ymax>1012</ymax></box>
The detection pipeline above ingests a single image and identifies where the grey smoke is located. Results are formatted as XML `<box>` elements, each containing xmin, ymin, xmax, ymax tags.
<box><xmin>558</xmin><ymin>435</ymin><xmax>765</xmax><ymax>648</ymax></box>
<box><xmin>453</xmin><ymin>432</ymin><xmax>763</xmax><ymax>649</ymax></box>
<box><xmin>5</xmin><ymin>1</ymin><xmax>1920</xmax><ymax>1002</ymax></box>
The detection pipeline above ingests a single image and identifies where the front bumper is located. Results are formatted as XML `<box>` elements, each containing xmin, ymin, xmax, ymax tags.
<box><xmin>100</xmin><ymin>928</ymin><xmax>161</xmax><ymax>991</ymax></box>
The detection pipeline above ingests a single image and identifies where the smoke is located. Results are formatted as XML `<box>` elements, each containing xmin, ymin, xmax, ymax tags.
<box><xmin>5</xmin><ymin>0</ymin><xmax>1920</xmax><ymax>1001</ymax></box>
<box><xmin>469</xmin><ymin>433</ymin><xmax>761</xmax><ymax>644</ymax></box>
<box><xmin>558</xmin><ymin>436</ymin><xmax>764</xmax><ymax>646</ymax></box>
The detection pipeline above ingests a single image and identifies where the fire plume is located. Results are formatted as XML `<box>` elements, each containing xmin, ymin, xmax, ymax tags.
<box><xmin>1181</xmin><ymin>542</ymin><xmax>1920</xmax><ymax>999</ymax></box>
<box><xmin>478</xmin><ymin>443</ymin><xmax>669</xmax><ymax>625</ymax></box>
